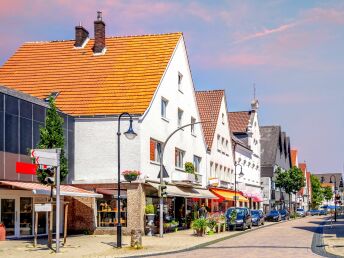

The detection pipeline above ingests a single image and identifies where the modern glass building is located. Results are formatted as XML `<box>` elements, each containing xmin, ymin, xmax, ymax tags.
<box><xmin>0</xmin><ymin>85</ymin><xmax>74</xmax><ymax>238</ymax></box>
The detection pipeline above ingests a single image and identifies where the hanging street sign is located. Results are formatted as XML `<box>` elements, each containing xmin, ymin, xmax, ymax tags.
<box><xmin>34</xmin><ymin>203</ymin><xmax>52</xmax><ymax>212</ymax></box>
<box><xmin>31</xmin><ymin>149</ymin><xmax>59</xmax><ymax>166</ymax></box>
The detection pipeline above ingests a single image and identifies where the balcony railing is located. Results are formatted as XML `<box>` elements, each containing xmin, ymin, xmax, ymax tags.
<box><xmin>172</xmin><ymin>170</ymin><xmax>195</xmax><ymax>183</ymax></box>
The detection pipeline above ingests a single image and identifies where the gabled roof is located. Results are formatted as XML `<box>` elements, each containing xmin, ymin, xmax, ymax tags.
<box><xmin>195</xmin><ymin>90</ymin><xmax>225</xmax><ymax>149</ymax></box>
<box><xmin>260</xmin><ymin>125</ymin><xmax>281</xmax><ymax>166</ymax></box>
<box><xmin>228</xmin><ymin>111</ymin><xmax>251</xmax><ymax>133</ymax></box>
<box><xmin>0</xmin><ymin>32</ymin><xmax>182</xmax><ymax>116</ymax></box>
<box><xmin>291</xmin><ymin>149</ymin><xmax>298</xmax><ymax>167</ymax></box>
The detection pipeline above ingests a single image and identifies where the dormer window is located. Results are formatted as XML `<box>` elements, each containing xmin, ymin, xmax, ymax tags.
<box><xmin>178</xmin><ymin>72</ymin><xmax>183</xmax><ymax>92</ymax></box>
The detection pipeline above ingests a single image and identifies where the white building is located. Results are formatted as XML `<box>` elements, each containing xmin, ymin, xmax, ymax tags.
<box><xmin>228</xmin><ymin>99</ymin><xmax>263</xmax><ymax>209</ymax></box>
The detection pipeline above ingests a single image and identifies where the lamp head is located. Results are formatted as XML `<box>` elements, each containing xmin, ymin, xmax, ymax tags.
<box><xmin>124</xmin><ymin>118</ymin><xmax>137</xmax><ymax>140</ymax></box>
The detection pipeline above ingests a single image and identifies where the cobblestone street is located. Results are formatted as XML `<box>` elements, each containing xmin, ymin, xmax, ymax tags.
<box><xmin>157</xmin><ymin>216</ymin><xmax>324</xmax><ymax>258</ymax></box>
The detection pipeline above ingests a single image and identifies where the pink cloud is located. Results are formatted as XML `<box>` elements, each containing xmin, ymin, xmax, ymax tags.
<box><xmin>303</xmin><ymin>7</ymin><xmax>344</xmax><ymax>24</ymax></box>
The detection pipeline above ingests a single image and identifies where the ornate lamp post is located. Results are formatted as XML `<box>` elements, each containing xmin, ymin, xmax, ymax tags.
<box><xmin>234</xmin><ymin>163</ymin><xmax>244</xmax><ymax>207</ymax></box>
<box><xmin>116</xmin><ymin>113</ymin><xmax>137</xmax><ymax>248</ymax></box>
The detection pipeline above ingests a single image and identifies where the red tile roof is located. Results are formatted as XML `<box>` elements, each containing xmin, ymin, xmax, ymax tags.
<box><xmin>195</xmin><ymin>90</ymin><xmax>225</xmax><ymax>149</ymax></box>
<box><xmin>228</xmin><ymin>111</ymin><xmax>251</xmax><ymax>133</ymax></box>
<box><xmin>291</xmin><ymin>149</ymin><xmax>298</xmax><ymax>167</ymax></box>
<box><xmin>0</xmin><ymin>32</ymin><xmax>182</xmax><ymax>116</ymax></box>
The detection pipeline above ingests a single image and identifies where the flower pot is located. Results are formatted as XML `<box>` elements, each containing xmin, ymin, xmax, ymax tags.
<box><xmin>0</xmin><ymin>223</ymin><xmax>6</xmax><ymax>241</ymax></box>
<box><xmin>124</xmin><ymin>174</ymin><xmax>138</xmax><ymax>182</ymax></box>
<box><xmin>196</xmin><ymin>228</ymin><xmax>204</xmax><ymax>236</ymax></box>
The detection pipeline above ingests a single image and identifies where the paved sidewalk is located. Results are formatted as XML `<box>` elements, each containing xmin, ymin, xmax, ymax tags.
<box><xmin>322</xmin><ymin>215</ymin><xmax>344</xmax><ymax>257</ymax></box>
<box><xmin>0</xmin><ymin>222</ymin><xmax>278</xmax><ymax>258</ymax></box>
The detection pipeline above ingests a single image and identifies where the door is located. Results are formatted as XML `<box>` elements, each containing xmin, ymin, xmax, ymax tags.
<box><xmin>1</xmin><ymin>199</ymin><xmax>16</xmax><ymax>237</ymax></box>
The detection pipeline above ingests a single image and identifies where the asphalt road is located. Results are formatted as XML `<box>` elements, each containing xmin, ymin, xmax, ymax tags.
<box><xmin>155</xmin><ymin>216</ymin><xmax>324</xmax><ymax>258</ymax></box>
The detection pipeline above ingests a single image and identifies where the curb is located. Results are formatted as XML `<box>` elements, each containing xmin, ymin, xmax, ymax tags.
<box><xmin>311</xmin><ymin>217</ymin><xmax>344</xmax><ymax>258</ymax></box>
<box><xmin>120</xmin><ymin>218</ymin><xmax>300</xmax><ymax>258</ymax></box>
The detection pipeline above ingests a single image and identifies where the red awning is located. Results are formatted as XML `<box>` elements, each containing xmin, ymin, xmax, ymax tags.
<box><xmin>0</xmin><ymin>181</ymin><xmax>102</xmax><ymax>198</ymax></box>
<box><xmin>253</xmin><ymin>196</ymin><xmax>263</xmax><ymax>202</ymax></box>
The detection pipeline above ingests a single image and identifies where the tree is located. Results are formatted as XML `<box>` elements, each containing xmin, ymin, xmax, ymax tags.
<box><xmin>310</xmin><ymin>175</ymin><xmax>324</xmax><ymax>209</ymax></box>
<box><xmin>323</xmin><ymin>186</ymin><xmax>333</xmax><ymax>204</ymax></box>
<box><xmin>36</xmin><ymin>96</ymin><xmax>68</xmax><ymax>184</ymax></box>
<box><xmin>275</xmin><ymin>166</ymin><xmax>305</xmax><ymax>211</ymax></box>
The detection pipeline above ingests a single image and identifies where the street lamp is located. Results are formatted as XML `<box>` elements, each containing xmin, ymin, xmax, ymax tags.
<box><xmin>234</xmin><ymin>163</ymin><xmax>244</xmax><ymax>207</ymax></box>
<box><xmin>116</xmin><ymin>112</ymin><xmax>137</xmax><ymax>248</ymax></box>
<box><xmin>329</xmin><ymin>175</ymin><xmax>338</xmax><ymax>222</ymax></box>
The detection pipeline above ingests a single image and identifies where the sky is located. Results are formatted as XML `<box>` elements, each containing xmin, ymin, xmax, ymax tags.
<box><xmin>0</xmin><ymin>0</ymin><xmax>343</xmax><ymax>173</ymax></box>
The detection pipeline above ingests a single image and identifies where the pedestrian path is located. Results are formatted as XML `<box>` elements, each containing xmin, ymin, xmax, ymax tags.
<box><xmin>322</xmin><ymin>215</ymin><xmax>344</xmax><ymax>257</ymax></box>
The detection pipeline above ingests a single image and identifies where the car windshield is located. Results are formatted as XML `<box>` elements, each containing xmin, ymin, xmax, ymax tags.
<box><xmin>252</xmin><ymin>210</ymin><xmax>259</xmax><ymax>216</ymax></box>
<box><xmin>280</xmin><ymin>210</ymin><xmax>287</xmax><ymax>214</ymax></box>
<box><xmin>297</xmin><ymin>208</ymin><xmax>304</xmax><ymax>211</ymax></box>
<box><xmin>226</xmin><ymin>208</ymin><xmax>246</xmax><ymax>217</ymax></box>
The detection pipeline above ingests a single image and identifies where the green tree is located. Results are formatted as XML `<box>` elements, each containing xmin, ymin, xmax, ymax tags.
<box><xmin>323</xmin><ymin>186</ymin><xmax>333</xmax><ymax>204</ymax></box>
<box><xmin>275</xmin><ymin>166</ymin><xmax>305</xmax><ymax>211</ymax></box>
<box><xmin>36</xmin><ymin>97</ymin><xmax>68</xmax><ymax>184</ymax></box>
<box><xmin>310</xmin><ymin>175</ymin><xmax>324</xmax><ymax>209</ymax></box>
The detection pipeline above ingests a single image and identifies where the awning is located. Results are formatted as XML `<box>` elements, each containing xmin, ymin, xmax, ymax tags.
<box><xmin>148</xmin><ymin>183</ymin><xmax>218</xmax><ymax>199</ymax></box>
<box><xmin>96</xmin><ymin>188</ymin><xmax>127</xmax><ymax>198</ymax></box>
<box><xmin>210</xmin><ymin>188</ymin><xmax>248</xmax><ymax>202</ymax></box>
<box><xmin>253</xmin><ymin>196</ymin><xmax>263</xmax><ymax>202</ymax></box>
<box><xmin>0</xmin><ymin>181</ymin><xmax>103</xmax><ymax>198</ymax></box>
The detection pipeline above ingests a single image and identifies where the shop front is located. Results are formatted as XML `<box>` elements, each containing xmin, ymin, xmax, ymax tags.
<box><xmin>209</xmin><ymin>188</ymin><xmax>249</xmax><ymax>213</ymax></box>
<box><xmin>0</xmin><ymin>181</ymin><xmax>101</xmax><ymax>239</ymax></box>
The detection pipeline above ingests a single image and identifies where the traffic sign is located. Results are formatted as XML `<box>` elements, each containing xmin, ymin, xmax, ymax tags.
<box><xmin>31</xmin><ymin>149</ymin><xmax>59</xmax><ymax>166</ymax></box>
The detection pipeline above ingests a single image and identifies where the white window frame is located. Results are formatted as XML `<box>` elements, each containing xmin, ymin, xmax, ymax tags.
<box><xmin>150</xmin><ymin>138</ymin><xmax>162</xmax><ymax>163</ymax></box>
<box><xmin>193</xmin><ymin>155</ymin><xmax>201</xmax><ymax>173</ymax></box>
<box><xmin>175</xmin><ymin>148</ymin><xmax>185</xmax><ymax>169</ymax></box>
<box><xmin>161</xmin><ymin>97</ymin><xmax>168</xmax><ymax>119</ymax></box>
<box><xmin>191</xmin><ymin>117</ymin><xmax>196</xmax><ymax>135</ymax></box>
<box><xmin>178</xmin><ymin>108</ymin><xmax>183</xmax><ymax>128</ymax></box>
<box><xmin>178</xmin><ymin>72</ymin><xmax>183</xmax><ymax>92</ymax></box>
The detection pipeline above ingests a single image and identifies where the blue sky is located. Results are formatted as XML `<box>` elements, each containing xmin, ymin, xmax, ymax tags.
<box><xmin>1</xmin><ymin>0</ymin><xmax>343</xmax><ymax>173</ymax></box>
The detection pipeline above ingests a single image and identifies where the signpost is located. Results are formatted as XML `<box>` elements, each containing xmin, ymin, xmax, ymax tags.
<box><xmin>31</xmin><ymin>148</ymin><xmax>61</xmax><ymax>253</ymax></box>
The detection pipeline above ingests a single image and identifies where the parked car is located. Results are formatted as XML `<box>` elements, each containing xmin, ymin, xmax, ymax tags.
<box><xmin>226</xmin><ymin>207</ymin><xmax>252</xmax><ymax>231</ymax></box>
<box><xmin>265</xmin><ymin>210</ymin><xmax>281</xmax><ymax>222</ymax></box>
<box><xmin>319</xmin><ymin>209</ymin><xmax>328</xmax><ymax>215</ymax></box>
<box><xmin>309</xmin><ymin>209</ymin><xmax>320</xmax><ymax>216</ymax></box>
<box><xmin>296</xmin><ymin>208</ymin><xmax>306</xmax><ymax>217</ymax></box>
<box><xmin>279</xmin><ymin>209</ymin><xmax>290</xmax><ymax>220</ymax></box>
<box><xmin>251</xmin><ymin>210</ymin><xmax>265</xmax><ymax>226</ymax></box>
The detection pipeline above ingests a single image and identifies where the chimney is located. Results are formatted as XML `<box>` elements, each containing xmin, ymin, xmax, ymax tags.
<box><xmin>74</xmin><ymin>23</ymin><xmax>89</xmax><ymax>48</ymax></box>
<box><xmin>93</xmin><ymin>11</ymin><xmax>106</xmax><ymax>54</ymax></box>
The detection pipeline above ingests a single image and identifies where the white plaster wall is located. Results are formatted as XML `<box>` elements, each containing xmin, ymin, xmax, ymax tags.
<box><xmin>207</xmin><ymin>96</ymin><xmax>235</xmax><ymax>186</ymax></box>
<box><xmin>74</xmin><ymin>118</ymin><xmax>141</xmax><ymax>182</ymax></box>
<box><xmin>139</xmin><ymin>37</ymin><xmax>207</xmax><ymax>186</ymax></box>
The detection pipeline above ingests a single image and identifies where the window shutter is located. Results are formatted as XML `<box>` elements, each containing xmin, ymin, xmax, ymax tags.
<box><xmin>150</xmin><ymin>139</ymin><xmax>155</xmax><ymax>161</ymax></box>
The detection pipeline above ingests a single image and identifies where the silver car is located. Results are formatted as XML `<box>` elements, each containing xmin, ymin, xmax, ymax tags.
<box><xmin>296</xmin><ymin>208</ymin><xmax>306</xmax><ymax>217</ymax></box>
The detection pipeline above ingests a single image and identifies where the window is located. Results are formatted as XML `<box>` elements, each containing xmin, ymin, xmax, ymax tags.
<box><xmin>191</xmin><ymin>117</ymin><xmax>196</xmax><ymax>135</ymax></box>
<box><xmin>217</xmin><ymin>135</ymin><xmax>221</xmax><ymax>151</ymax></box>
<box><xmin>222</xmin><ymin>113</ymin><xmax>225</xmax><ymax>124</ymax></box>
<box><xmin>225</xmin><ymin>140</ymin><xmax>229</xmax><ymax>154</ymax></box>
<box><xmin>175</xmin><ymin>148</ymin><xmax>185</xmax><ymax>169</ymax></box>
<box><xmin>193</xmin><ymin>155</ymin><xmax>201</xmax><ymax>173</ymax></box>
<box><xmin>221</xmin><ymin>137</ymin><xmax>225</xmax><ymax>153</ymax></box>
<box><xmin>150</xmin><ymin>138</ymin><xmax>162</xmax><ymax>163</ymax></box>
<box><xmin>210</xmin><ymin>162</ymin><xmax>214</xmax><ymax>177</ymax></box>
<box><xmin>178</xmin><ymin>108</ymin><xmax>183</xmax><ymax>127</ymax></box>
<box><xmin>178</xmin><ymin>72</ymin><xmax>183</xmax><ymax>92</ymax></box>
<box><xmin>215</xmin><ymin>164</ymin><xmax>218</xmax><ymax>178</ymax></box>
<box><xmin>97</xmin><ymin>191</ymin><xmax>127</xmax><ymax>227</ymax></box>
<box><xmin>161</xmin><ymin>98</ymin><xmax>168</xmax><ymax>119</ymax></box>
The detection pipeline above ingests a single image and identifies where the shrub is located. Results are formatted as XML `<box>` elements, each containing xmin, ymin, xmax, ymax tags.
<box><xmin>145</xmin><ymin>204</ymin><xmax>155</xmax><ymax>214</ymax></box>
<box><xmin>185</xmin><ymin>162</ymin><xmax>195</xmax><ymax>174</ymax></box>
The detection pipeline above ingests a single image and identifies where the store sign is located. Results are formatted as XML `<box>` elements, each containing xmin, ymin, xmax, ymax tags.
<box><xmin>16</xmin><ymin>162</ymin><xmax>38</xmax><ymax>175</ymax></box>
<box><xmin>34</xmin><ymin>203</ymin><xmax>52</xmax><ymax>212</ymax></box>
<box><xmin>208</xmin><ymin>178</ymin><xmax>219</xmax><ymax>186</ymax></box>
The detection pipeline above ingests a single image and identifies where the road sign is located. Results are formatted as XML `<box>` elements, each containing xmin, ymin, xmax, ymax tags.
<box><xmin>16</xmin><ymin>162</ymin><xmax>37</xmax><ymax>175</ymax></box>
<box><xmin>34</xmin><ymin>203</ymin><xmax>52</xmax><ymax>212</ymax></box>
<box><xmin>31</xmin><ymin>149</ymin><xmax>58</xmax><ymax>166</ymax></box>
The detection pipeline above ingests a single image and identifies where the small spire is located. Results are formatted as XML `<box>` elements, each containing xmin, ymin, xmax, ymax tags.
<box><xmin>97</xmin><ymin>11</ymin><xmax>102</xmax><ymax>21</ymax></box>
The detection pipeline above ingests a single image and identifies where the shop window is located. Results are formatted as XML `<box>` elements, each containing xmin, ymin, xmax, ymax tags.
<box><xmin>150</xmin><ymin>138</ymin><xmax>162</xmax><ymax>163</ymax></box>
<box><xmin>97</xmin><ymin>193</ymin><xmax>127</xmax><ymax>227</ymax></box>
<box><xmin>20</xmin><ymin>197</ymin><xmax>32</xmax><ymax>236</ymax></box>
<box><xmin>1</xmin><ymin>199</ymin><xmax>15</xmax><ymax>236</ymax></box>
<box><xmin>175</xmin><ymin>148</ymin><xmax>185</xmax><ymax>169</ymax></box>
<box><xmin>193</xmin><ymin>155</ymin><xmax>201</xmax><ymax>173</ymax></box>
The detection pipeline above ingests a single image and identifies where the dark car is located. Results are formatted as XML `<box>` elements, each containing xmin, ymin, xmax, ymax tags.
<box><xmin>279</xmin><ymin>209</ymin><xmax>290</xmax><ymax>220</ymax></box>
<box><xmin>251</xmin><ymin>210</ymin><xmax>265</xmax><ymax>226</ymax></box>
<box><xmin>265</xmin><ymin>210</ymin><xmax>281</xmax><ymax>222</ymax></box>
<box><xmin>309</xmin><ymin>209</ymin><xmax>320</xmax><ymax>216</ymax></box>
<box><xmin>226</xmin><ymin>207</ymin><xmax>252</xmax><ymax>231</ymax></box>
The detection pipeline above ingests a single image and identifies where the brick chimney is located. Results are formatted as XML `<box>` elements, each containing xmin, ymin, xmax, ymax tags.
<box><xmin>74</xmin><ymin>23</ymin><xmax>89</xmax><ymax>48</ymax></box>
<box><xmin>93</xmin><ymin>11</ymin><xmax>106</xmax><ymax>54</ymax></box>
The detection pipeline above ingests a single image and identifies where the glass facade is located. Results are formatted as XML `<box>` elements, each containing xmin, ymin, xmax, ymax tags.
<box><xmin>0</xmin><ymin>92</ymin><xmax>75</xmax><ymax>182</ymax></box>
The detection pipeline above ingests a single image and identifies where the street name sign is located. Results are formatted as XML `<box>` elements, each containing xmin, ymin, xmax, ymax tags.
<box><xmin>31</xmin><ymin>149</ymin><xmax>58</xmax><ymax>166</ymax></box>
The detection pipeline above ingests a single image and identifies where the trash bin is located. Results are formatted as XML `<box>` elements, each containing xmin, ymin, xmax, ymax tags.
<box><xmin>0</xmin><ymin>223</ymin><xmax>6</xmax><ymax>241</ymax></box>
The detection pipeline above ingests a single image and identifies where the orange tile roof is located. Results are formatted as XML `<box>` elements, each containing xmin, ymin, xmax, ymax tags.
<box><xmin>228</xmin><ymin>111</ymin><xmax>251</xmax><ymax>133</ymax></box>
<box><xmin>195</xmin><ymin>90</ymin><xmax>225</xmax><ymax>149</ymax></box>
<box><xmin>0</xmin><ymin>33</ymin><xmax>182</xmax><ymax>116</ymax></box>
<box><xmin>291</xmin><ymin>149</ymin><xmax>298</xmax><ymax>167</ymax></box>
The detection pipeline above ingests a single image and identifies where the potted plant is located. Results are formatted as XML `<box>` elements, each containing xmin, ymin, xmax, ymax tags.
<box><xmin>207</xmin><ymin>217</ymin><xmax>217</xmax><ymax>235</ymax></box>
<box><xmin>171</xmin><ymin>220</ymin><xmax>179</xmax><ymax>232</ymax></box>
<box><xmin>192</xmin><ymin>218</ymin><xmax>208</xmax><ymax>236</ymax></box>
<box><xmin>122</xmin><ymin>170</ymin><xmax>141</xmax><ymax>182</ymax></box>
<box><xmin>229</xmin><ymin>210</ymin><xmax>237</xmax><ymax>231</ymax></box>
<box><xmin>145</xmin><ymin>204</ymin><xmax>156</xmax><ymax>236</ymax></box>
